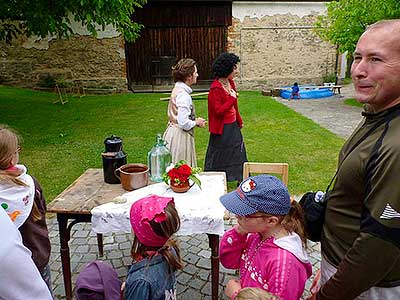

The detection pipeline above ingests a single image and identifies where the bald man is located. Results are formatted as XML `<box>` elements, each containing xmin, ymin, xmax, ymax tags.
<box><xmin>313</xmin><ymin>20</ymin><xmax>400</xmax><ymax>300</ymax></box>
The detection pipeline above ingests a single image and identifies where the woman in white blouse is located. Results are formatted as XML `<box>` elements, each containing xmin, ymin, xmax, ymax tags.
<box><xmin>163</xmin><ymin>58</ymin><xmax>206</xmax><ymax>167</ymax></box>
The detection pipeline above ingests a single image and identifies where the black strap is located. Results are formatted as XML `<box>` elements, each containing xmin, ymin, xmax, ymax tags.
<box><xmin>325</xmin><ymin>108</ymin><xmax>400</xmax><ymax>194</ymax></box>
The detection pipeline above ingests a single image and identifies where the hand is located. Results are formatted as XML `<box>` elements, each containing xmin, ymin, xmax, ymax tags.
<box><xmin>120</xmin><ymin>281</ymin><xmax>126</xmax><ymax>300</ymax></box>
<box><xmin>310</xmin><ymin>269</ymin><xmax>321</xmax><ymax>294</ymax></box>
<box><xmin>306</xmin><ymin>269</ymin><xmax>321</xmax><ymax>300</ymax></box>
<box><xmin>196</xmin><ymin>117</ymin><xmax>206</xmax><ymax>128</ymax></box>
<box><xmin>306</xmin><ymin>293</ymin><xmax>317</xmax><ymax>300</ymax></box>
<box><xmin>225</xmin><ymin>278</ymin><xmax>241</xmax><ymax>299</ymax></box>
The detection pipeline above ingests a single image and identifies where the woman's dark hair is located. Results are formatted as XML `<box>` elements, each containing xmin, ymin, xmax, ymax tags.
<box><xmin>172</xmin><ymin>58</ymin><xmax>196</xmax><ymax>83</ymax></box>
<box><xmin>130</xmin><ymin>202</ymin><xmax>184</xmax><ymax>273</ymax></box>
<box><xmin>294</xmin><ymin>82</ymin><xmax>298</xmax><ymax>86</ymax></box>
<box><xmin>212</xmin><ymin>52</ymin><xmax>240</xmax><ymax>78</ymax></box>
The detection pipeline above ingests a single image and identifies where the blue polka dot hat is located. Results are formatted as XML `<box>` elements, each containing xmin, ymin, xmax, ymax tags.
<box><xmin>220</xmin><ymin>174</ymin><xmax>290</xmax><ymax>216</ymax></box>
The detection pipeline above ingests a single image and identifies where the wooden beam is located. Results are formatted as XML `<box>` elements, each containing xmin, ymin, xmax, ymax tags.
<box><xmin>160</xmin><ymin>92</ymin><xmax>209</xmax><ymax>101</ymax></box>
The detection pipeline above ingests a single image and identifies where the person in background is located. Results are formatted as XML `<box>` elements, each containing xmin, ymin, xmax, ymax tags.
<box><xmin>124</xmin><ymin>195</ymin><xmax>183</xmax><ymax>300</ymax></box>
<box><xmin>75</xmin><ymin>260</ymin><xmax>122</xmax><ymax>300</ymax></box>
<box><xmin>0</xmin><ymin>205</ymin><xmax>52</xmax><ymax>300</ymax></box>
<box><xmin>0</xmin><ymin>125</ymin><xmax>52</xmax><ymax>295</ymax></box>
<box><xmin>163</xmin><ymin>58</ymin><xmax>206</xmax><ymax>167</ymax></box>
<box><xmin>309</xmin><ymin>19</ymin><xmax>400</xmax><ymax>300</ymax></box>
<box><xmin>290</xmin><ymin>82</ymin><xmax>300</xmax><ymax>100</ymax></box>
<box><xmin>219</xmin><ymin>174</ymin><xmax>312</xmax><ymax>300</ymax></box>
<box><xmin>204</xmin><ymin>52</ymin><xmax>247</xmax><ymax>184</ymax></box>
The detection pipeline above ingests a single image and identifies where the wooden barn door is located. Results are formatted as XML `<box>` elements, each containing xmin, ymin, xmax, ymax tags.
<box><xmin>125</xmin><ymin>1</ymin><xmax>232</xmax><ymax>91</ymax></box>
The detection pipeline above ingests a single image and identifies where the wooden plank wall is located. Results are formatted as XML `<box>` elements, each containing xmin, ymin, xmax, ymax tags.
<box><xmin>126</xmin><ymin>2</ymin><xmax>231</xmax><ymax>87</ymax></box>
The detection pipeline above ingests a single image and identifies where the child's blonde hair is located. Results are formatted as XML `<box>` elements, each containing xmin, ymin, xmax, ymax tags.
<box><xmin>131</xmin><ymin>202</ymin><xmax>183</xmax><ymax>272</ymax></box>
<box><xmin>236</xmin><ymin>287</ymin><xmax>279</xmax><ymax>300</ymax></box>
<box><xmin>0</xmin><ymin>125</ymin><xmax>25</xmax><ymax>186</ymax></box>
<box><xmin>281</xmin><ymin>200</ymin><xmax>308</xmax><ymax>248</ymax></box>
<box><xmin>0</xmin><ymin>125</ymin><xmax>42</xmax><ymax>221</ymax></box>
<box><xmin>255</xmin><ymin>201</ymin><xmax>308</xmax><ymax>249</ymax></box>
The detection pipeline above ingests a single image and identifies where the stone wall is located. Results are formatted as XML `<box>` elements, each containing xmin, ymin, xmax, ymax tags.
<box><xmin>229</xmin><ymin>1</ymin><xmax>337</xmax><ymax>90</ymax></box>
<box><xmin>0</xmin><ymin>2</ymin><xmax>338</xmax><ymax>92</ymax></box>
<box><xmin>0</xmin><ymin>25</ymin><xmax>127</xmax><ymax>92</ymax></box>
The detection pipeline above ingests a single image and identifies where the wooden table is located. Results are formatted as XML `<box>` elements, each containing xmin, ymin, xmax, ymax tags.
<box><xmin>47</xmin><ymin>168</ymin><xmax>226</xmax><ymax>300</ymax></box>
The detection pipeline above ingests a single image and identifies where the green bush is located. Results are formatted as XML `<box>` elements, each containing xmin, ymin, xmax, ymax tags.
<box><xmin>55</xmin><ymin>78</ymin><xmax>69</xmax><ymax>88</ymax></box>
<box><xmin>323</xmin><ymin>73</ymin><xmax>337</xmax><ymax>83</ymax></box>
<box><xmin>38</xmin><ymin>75</ymin><xmax>56</xmax><ymax>88</ymax></box>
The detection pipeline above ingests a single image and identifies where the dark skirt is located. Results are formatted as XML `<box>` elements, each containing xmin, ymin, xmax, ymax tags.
<box><xmin>204</xmin><ymin>122</ymin><xmax>248</xmax><ymax>182</ymax></box>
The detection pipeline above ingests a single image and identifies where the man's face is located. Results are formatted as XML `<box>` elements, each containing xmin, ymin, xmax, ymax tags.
<box><xmin>351</xmin><ymin>25</ymin><xmax>400</xmax><ymax>112</ymax></box>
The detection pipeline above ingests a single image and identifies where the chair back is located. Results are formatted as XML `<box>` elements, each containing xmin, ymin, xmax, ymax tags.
<box><xmin>243</xmin><ymin>162</ymin><xmax>289</xmax><ymax>186</ymax></box>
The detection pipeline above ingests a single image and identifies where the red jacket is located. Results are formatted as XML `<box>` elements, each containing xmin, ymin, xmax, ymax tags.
<box><xmin>207</xmin><ymin>79</ymin><xmax>243</xmax><ymax>135</ymax></box>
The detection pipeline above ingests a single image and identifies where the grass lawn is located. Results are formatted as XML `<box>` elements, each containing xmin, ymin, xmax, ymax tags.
<box><xmin>341</xmin><ymin>77</ymin><xmax>353</xmax><ymax>85</ymax></box>
<box><xmin>0</xmin><ymin>85</ymin><xmax>344</xmax><ymax>201</ymax></box>
<box><xmin>344</xmin><ymin>98</ymin><xmax>363</xmax><ymax>107</ymax></box>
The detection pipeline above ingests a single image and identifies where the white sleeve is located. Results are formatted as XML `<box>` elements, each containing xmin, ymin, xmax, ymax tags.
<box><xmin>0</xmin><ymin>209</ymin><xmax>53</xmax><ymax>300</ymax></box>
<box><xmin>176</xmin><ymin>92</ymin><xmax>196</xmax><ymax>131</ymax></box>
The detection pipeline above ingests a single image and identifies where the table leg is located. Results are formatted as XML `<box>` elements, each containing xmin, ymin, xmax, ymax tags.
<box><xmin>57</xmin><ymin>214</ymin><xmax>73</xmax><ymax>300</ymax></box>
<box><xmin>208</xmin><ymin>233</ymin><xmax>220</xmax><ymax>300</ymax></box>
<box><xmin>97</xmin><ymin>233</ymin><xmax>104</xmax><ymax>257</ymax></box>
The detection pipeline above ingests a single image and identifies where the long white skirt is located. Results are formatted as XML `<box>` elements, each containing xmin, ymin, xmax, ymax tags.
<box><xmin>163</xmin><ymin>124</ymin><xmax>197</xmax><ymax>167</ymax></box>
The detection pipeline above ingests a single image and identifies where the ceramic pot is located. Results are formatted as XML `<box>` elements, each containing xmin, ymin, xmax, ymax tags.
<box><xmin>170</xmin><ymin>180</ymin><xmax>192</xmax><ymax>193</ymax></box>
<box><xmin>114</xmin><ymin>163</ymin><xmax>148</xmax><ymax>191</ymax></box>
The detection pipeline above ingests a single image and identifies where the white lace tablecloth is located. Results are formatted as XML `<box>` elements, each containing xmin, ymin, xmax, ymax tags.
<box><xmin>91</xmin><ymin>174</ymin><xmax>227</xmax><ymax>236</ymax></box>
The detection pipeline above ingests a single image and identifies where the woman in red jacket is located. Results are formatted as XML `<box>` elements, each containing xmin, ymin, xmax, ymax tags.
<box><xmin>204</xmin><ymin>53</ymin><xmax>247</xmax><ymax>183</ymax></box>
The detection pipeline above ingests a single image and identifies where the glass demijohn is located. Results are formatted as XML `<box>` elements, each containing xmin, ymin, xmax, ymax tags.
<box><xmin>147</xmin><ymin>134</ymin><xmax>172</xmax><ymax>182</ymax></box>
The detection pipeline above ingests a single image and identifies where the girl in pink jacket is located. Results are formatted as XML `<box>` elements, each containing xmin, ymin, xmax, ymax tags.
<box><xmin>219</xmin><ymin>174</ymin><xmax>312</xmax><ymax>300</ymax></box>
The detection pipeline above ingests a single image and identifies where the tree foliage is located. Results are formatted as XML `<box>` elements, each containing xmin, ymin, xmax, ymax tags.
<box><xmin>315</xmin><ymin>0</ymin><xmax>400</xmax><ymax>54</ymax></box>
<box><xmin>0</xmin><ymin>0</ymin><xmax>146</xmax><ymax>43</ymax></box>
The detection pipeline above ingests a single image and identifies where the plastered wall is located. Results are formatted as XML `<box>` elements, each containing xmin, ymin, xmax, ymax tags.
<box><xmin>229</xmin><ymin>1</ymin><xmax>337</xmax><ymax>90</ymax></box>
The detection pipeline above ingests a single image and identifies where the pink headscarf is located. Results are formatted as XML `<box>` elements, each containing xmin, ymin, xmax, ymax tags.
<box><xmin>129</xmin><ymin>195</ymin><xmax>175</xmax><ymax>247</ymax></box>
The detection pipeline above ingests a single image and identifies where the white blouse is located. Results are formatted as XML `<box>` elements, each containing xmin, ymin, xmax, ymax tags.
<box><xmin>175</xmin><ymin>82</ymin><xmax>196</xmax><ymax>131</ymax></box>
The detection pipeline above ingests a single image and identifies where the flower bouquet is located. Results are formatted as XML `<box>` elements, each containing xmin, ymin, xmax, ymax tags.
<box><xmin>163</xmin><ymin>160</ymin><xmax>201</xmax><ymax>192</ymax></box>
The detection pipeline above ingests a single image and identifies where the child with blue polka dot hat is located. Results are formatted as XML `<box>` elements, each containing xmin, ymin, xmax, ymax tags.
<box><xmin>219</xmin><ymin>174</ymin><xmax>312</xmax><ymax>300</ymax></box>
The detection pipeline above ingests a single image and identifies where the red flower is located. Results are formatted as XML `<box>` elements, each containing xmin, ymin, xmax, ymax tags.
<box><xmin>178</xmin><ymin>164</ymin><xmax>192</xmax><ymax>177</ymax></box>
<box><xmin>163</xmin><ymin>160</ymin><xmax>202</xmax><ymax>188</ymax></box>
<box><xmin>167</xmin><ymin>164</ymin><xmax>192</xmax><ymax>183</ymax></box>
<box><xmin>167</xmin><ymin>169</ymin><xmax>179</xmax><ymax>181</ymax></box>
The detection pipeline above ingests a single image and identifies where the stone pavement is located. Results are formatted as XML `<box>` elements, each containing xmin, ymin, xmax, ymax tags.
<box><xmin>275</xmin><ymin>84</ymin><xmax>363</xmax><ymax>138</ymax></box>
<box><xmin>48</xmin><ymin>84</ymin><xmax>361</xmax><ymax>299</ymax></box>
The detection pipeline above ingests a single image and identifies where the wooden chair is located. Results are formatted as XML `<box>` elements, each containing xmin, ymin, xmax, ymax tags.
<box><xmin>242</xmin><ymin>162</ymin><xmax>289</xmax><ymax>186</ymax></box>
